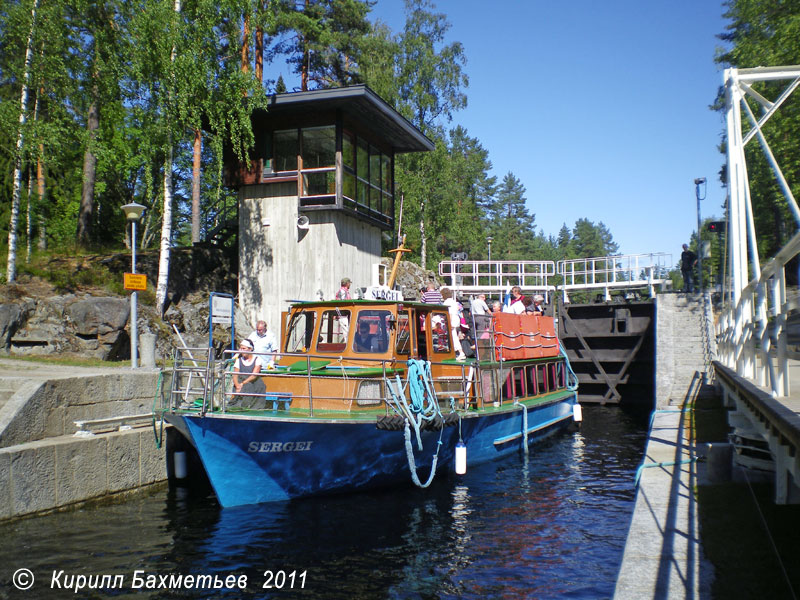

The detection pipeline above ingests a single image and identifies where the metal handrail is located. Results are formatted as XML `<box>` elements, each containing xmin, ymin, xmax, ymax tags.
<box><xmin>439</xmin><ymin>260</ymin><xmax>556</xmax><ymax>292</ymax></box>
<box><xmin>716</xmin><ymin>231</ymin><xmax>800</xmax><ymax>397</ymax></box>
<box><xmin>557</xmin><ymin>253</ymin><xmax>673</xmax><ymax>301</ymax></box>
<box><xmin>439</xmin><ymin>253</ymin><xmax>672</xmax><ymax>300</ymax></box>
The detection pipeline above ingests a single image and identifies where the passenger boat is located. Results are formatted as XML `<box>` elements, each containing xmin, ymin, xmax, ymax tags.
<box><xmin>161</xmin><ymin>251</ymin><xmax>581</xmax><ymax>507</ymax></box>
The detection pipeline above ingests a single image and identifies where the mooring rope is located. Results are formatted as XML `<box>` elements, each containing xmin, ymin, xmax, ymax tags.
<box><xmin>514</xmin><ymin>401</ymin><xmax>529</xmax><ymax>454</ymax></box>
<box><xmin>559</xmin><ymin>340</ymin><xmax>580</xmax><ymax>392</ymax></box>
<box><xmin>385</xmin><ymin>359</ymin><xmax>449</xmax><ymax>488</ymax></box>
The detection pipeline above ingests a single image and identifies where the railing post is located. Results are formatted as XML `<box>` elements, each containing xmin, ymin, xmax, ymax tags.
<box><xmin>775</xmin><ymin>269</ymin><xmax>789</xmax><ymax>396</ymax></box>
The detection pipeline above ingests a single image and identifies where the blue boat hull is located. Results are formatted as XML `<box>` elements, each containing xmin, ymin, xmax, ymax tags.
<box><xmin>167</xmin><ymin>392</ymin><xmax>577</xmax><ymax>507</ymax></box>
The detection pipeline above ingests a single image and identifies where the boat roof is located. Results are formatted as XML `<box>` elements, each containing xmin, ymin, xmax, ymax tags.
<box><xmin>287</xmin><ymin>299</ymin><xmax>446</xmax><ymax>310</ymax></box>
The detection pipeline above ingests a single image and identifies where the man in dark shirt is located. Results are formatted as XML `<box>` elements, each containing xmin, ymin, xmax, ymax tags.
<box><xmin>680</xmin><ymin>244</ymin><xmax>698</xmax><ymax>293</ymax></box>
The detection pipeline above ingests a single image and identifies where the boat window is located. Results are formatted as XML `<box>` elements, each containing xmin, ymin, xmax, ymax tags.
<box><xmin>353</xmin><ymin>310</ymin><xmax>392</xmax><ymax>353</ymax></box>
<box><xmin>285</xmin><ymin>311</ymin><xmax>316</xmax><ymax>353</ymax></box>
<box><xmin>431</xmin><ymin>312</ymin><xmax>451</xmax><ymax>353</ymax></box>
<box><xmin>395</xmin><ymin>311</ymin><xmax>411</xmax><ymax>355</ymax></box>
<box><xmin>316</xmin><ymin>309</ymin><xmax>351</xmax><ymax>353</ymax></box>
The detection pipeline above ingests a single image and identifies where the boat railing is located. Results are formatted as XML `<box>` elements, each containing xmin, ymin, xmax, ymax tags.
<box><xmin>166</xmin><ymin>346</ymin><xmax>218</xmax><ymax>413</ymax></box>
<box><xmin>165</xmin><ymin>328</ymin><xmax>568</xmax><ymax>418</ymax></box>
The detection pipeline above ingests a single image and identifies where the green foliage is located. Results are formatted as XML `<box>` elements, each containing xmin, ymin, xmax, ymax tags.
<box><xmin>394</xmin><ymin>0</ymin><xmax>467</xmax><ymax>133</ymax></box>
<box><xmin>569</xmin><ymin>218</ymin><xmax>619</xmax><ymax>258</ymax></box>
<box><xmin>484</xmin><ymin>172</ymin><xmax>536</xmax><ymax>260</ymax></box>
<box><xmin>270</xmin><ymin>0</ymin><xmax>374</xmax><ymax>89</ymax></box>
<box><xmin>715</xmin><ymin>0</ymin><xmax>800</xmax><ymax>260</ymax></box>
<box><xmin>0</xmin><ymin>0</ymin><xmax>625</xmax><ymax>281</ymax></box>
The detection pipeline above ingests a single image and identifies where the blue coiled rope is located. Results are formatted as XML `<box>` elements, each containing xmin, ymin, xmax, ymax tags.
<box><xmin>386</xmin><ymin>359</ymin><xmax>447</xmax><ymax>488</ymax></box>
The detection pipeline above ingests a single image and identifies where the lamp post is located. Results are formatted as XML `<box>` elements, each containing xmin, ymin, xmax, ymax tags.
<box><xmin>694</xmin><ymin>178</ymin><xmax>706</xmax><ymax>294</ymax></box>
<box><xmin>122</xmin><ymin>202</ymin><xmax>145</xmax><ymax>368</ymax></box>
<box><xmin>487</xmin><ymin>236</ymin><xmax>495</xmax><ymax>290</ymax></box>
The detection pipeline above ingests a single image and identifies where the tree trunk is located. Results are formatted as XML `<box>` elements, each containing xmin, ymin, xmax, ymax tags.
<box><xmin>155</xmin><ymin>0</ymin><xmax>181</xmax><ymax>315</ymax></box>
<box><xmin>241</xmin><ymin>14</ymin><xmax>250</xmax><ymax>73</ymax></box>
<box><xmin>191</xmin><ymin>128</ymin><xmax>201</xmax><ymax>243</ymax></box>
<box><xmin>156</xmin><ymin>146</ymin><xmax>174</xmax><ymax>315</ymax></box>
<box><xmin>7</xmin><ymin>0</ymin><xmax>39</xmax><ymax>283</ymax></box>
<box><xmin>419</xmin><ymin>201</ymin><xmax>426</xmax><ymax>269</ymax></box>
<box><xmin>37</xmin><ymin>145</ymin><xmax>46</xmax><ymax>250</ymax></box>
<box><xmin>26</xmin><ymin>165</ymin><xmax>32</xmax><ymax>263</ymax></box>
<box><xmin>255</xmin><ymin>26</ymin><xmax>263</xmax><ymax>82</ymax></box>
<box><xmin>76</xmin><ymin>94</ymin><xmax>99</xmax><ymax>245</ymax></box>
<box><xmin>301</xmin><ymin>44</ymin><xmax>309</xmax><ymax>91</ymax></box>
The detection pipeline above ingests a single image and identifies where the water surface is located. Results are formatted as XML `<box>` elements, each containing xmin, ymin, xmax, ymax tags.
<box><xmin>0</xmin><ymin>405</ymin><xmax>648</xmax><ymax>600</ymax></box>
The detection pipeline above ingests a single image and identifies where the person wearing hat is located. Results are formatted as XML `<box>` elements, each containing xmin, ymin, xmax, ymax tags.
<box><xmin>232</xmin><ymin>338</ymin><xmax>266</xmax><ymax>408</ymax></box>
<box><xmin>336</xmin><ymin>277</ymin><xmax>352</xmax><ymax>300</ymax></box>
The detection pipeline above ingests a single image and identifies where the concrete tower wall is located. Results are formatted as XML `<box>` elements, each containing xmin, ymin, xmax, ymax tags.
<box><xmin>238</xmin><ymin>183</ymin><xmax>381</xmax><ymax>334</ymax></box>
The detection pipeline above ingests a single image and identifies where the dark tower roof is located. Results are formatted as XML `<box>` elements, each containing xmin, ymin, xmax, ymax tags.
<box><xmin>253</xmin><ymin>85</ymin><xmax>434</xmax><ymax>154</ymax></box>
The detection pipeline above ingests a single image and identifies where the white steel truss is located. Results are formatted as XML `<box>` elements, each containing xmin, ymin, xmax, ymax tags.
<box><xmin>717</xmin><ymin>65</ymin><xmax>800</xmax><ymax>396</ymax></box>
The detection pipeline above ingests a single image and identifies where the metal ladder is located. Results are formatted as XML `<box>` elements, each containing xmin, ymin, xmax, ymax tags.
<box><xmin>169</xmin><ymin>346</ymin><xmax>217</xmax><ymax>414</ymax></box>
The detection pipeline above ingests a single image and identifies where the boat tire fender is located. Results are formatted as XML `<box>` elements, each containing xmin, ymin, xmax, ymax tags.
<box><xmin>376</xmin><ymin>412</ymin><xmax>459</xmax><ymax>431</ymax></box>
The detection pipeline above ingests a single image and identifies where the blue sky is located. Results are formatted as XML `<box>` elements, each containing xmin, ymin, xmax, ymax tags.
<box><xmin>370</xmin><ymin>1</ymin><xmax>731</xmax><ymax>261</ymax></box>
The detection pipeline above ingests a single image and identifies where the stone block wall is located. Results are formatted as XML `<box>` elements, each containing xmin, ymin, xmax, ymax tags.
<box><xmin>655</xmin><ymin>293</ymin><xmax>715</xmax><ymax>408</ymax></box>
<box><xmin>0</xmin><ymin>371</ymin><xmax>161</xmax><ymax>449</ymax></box>
<box><xmin>0</xmin><ymin>427</ymin><xmax>165</xmax><ymax>522</ymax></box>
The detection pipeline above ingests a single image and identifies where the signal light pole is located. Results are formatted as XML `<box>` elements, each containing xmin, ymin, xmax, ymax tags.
<box><xmin>694</xmin><ymin>177</ymin><xmax>706</xmax><ymax>293</ymax></box>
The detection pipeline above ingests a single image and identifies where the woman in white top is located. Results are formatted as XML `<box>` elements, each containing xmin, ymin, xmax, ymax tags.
<box><xmin>232</xmin><ymin>339</ymin><xmax>266</xmax><ymax>408</ymax></box>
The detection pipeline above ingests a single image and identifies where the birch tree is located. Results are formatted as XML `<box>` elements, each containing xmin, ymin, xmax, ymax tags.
<box><xmin>6</xmin><ymin>0</ymin><xmax>38</xmax><ymax>283</ymax></box>
<box><xmin>154</xmin><ymin>0</ymin><xmax>181</xmax><ymax>316</ymax></box>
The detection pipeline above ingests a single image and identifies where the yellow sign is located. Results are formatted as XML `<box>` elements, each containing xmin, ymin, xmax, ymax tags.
<box><xmin>124</xmin><ymin>273</ymin><xmax>147</xmax><ymax>291</ymax></box>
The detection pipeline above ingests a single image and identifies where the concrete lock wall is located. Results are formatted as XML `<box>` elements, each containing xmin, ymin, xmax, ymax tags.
<box><xmin>0</xmin><ymin>427</ymin><xmax>165</xmax><ymax>522</ymax></box>
<box><xmin>0</xmin><ymin>369</ymin><xmax>166</xmax><ymax>521</ymax></box>
<box><xmin>0</xmin><ymin>371</ymin><xmax>161</xmax><ymax>449</ymax></box>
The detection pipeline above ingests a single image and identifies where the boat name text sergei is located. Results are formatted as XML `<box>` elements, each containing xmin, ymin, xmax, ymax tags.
<box><xmin>247</xmin><ymin>441</ymin><xmax>314</xmax><ymax>453</ymax></box>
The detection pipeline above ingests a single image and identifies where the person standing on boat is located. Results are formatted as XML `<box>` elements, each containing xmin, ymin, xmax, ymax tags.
<box><xmin>334</xmin><ymin>278</ymin><xmax>352</xmax><ymax>338</ymax></box>
<box><xmin>441</xmin><ymin>288</ymin><xmax>466</xmax><ymax>360</ymax></box>
<box><xmin>336</xmin><ymin>277</ymin><xmax>352</xmax><ymax>300</ymax></box>
<box><xmin>232</xmin><ymin>339</ymin><xmax>266</xmax><ymax>408</ymax></box>
<box><xmin>503</xmin><ymin>286</ymin><xmax>526</xmax><ymax>314</ymax></box>
<box><xmin>471</xmin><ymin>293</ymin><xmax>490</xmax><ymax>315</ymax></box>
<box><xmin>421</xmin><ymin>282</ymin><xmax>444</xmax><ymax>303</ymax></box>
<box><xmin>247</xmin><ymin>320</ymin><xmax>277</xmax><ymax>368</ymax></box>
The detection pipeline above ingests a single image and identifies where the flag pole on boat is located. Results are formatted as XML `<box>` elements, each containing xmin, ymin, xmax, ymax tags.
<box><xmin>387</xmin><ymin>235</ymin><xmax>412</xmax><ymax>289</ymax></box>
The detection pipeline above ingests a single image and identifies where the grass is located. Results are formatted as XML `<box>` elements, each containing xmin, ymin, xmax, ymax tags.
<box><xmin>11</xmin><ymin>249</ymin><xmax>157</xmax><ymax>305</ymax></box>
<box><xmin>692</xmin><ymin>393</ymin><xmax>800</xmax><ymax>599</ymax></box>
<box><xmin>1</xmin><ymin>354</ymin><xmax>130</xmax><ymax>368</ymax></box>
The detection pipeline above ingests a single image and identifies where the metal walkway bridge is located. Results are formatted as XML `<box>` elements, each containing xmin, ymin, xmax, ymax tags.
<box><xmin>438</xmin><ymin>252</ymin><xmax>673</xmax><ymax>302</ymax></box>
<box><xmin>703</xmin><ymin>66</ymin><xmax>800</xmax><ymax>504</ymax></box>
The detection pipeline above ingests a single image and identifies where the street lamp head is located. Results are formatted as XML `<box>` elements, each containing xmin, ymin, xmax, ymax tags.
<box><xmin>487</xmin><ymin>237</ymin><xmax>493</xmax><ymax>244</ymax></box>
<box><xmin>694</xmin><ymin>177</ymin><xmax>706</xmax><ymax>185</ymax></box>
<box><xmin>121</xmin><ymin>202</ymin><xmax>146</xmax><ymax>222</ymax></box>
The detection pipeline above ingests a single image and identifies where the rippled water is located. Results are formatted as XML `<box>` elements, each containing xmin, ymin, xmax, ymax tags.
<box><xmin>0</xmin><ymin>406</ymin><xmax>648</xmax><ymax>600</ymax></box>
